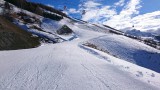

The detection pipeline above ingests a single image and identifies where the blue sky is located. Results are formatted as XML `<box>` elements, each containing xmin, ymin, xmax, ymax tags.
<box><xmin>30</xmin><ymin>0</ymin><xmax>160</xmax><ymax>32</ymax></box>
<box><xmin>30</xmin><ymin>0</ymin><xmax>160</xmax><ymax>16</ymax></box>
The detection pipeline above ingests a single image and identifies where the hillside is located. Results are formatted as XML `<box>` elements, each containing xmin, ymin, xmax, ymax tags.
<box><xmin>84</xmin><ymin>34</ymin><xmax>160</xmax><ymax>72</ymax></box>
<box><xmin>4</xmin><ymin>0</ymin><xmax>67</xmax><ymax>21</ymax></box>
<box><xmin>0</xmin><ymin>16</ymin><xmax>40</xmax><ymax>50</ymax></box>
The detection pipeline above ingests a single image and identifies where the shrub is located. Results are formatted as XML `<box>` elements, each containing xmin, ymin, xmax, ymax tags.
<box><xmin>43</xmin><ymin>12</ymin><xmax>63</xmax><ymax>21</ymax></box>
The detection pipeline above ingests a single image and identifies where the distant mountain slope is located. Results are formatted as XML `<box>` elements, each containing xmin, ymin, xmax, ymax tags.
<box><xmin>0</xmin><ymin>16</ymin><xmax>40</xmax><ymax>50</ymax></box>
<box><xmin>84</xmin><ymin>34</ymin><xmax>160</xmax><ymax>73</ymax></box>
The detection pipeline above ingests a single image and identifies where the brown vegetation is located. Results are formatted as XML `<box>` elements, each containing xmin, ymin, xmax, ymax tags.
<box><xmin>0</xmin><ymin>16</ymin><xmax>40</xmax><ymax>50</ymax></box>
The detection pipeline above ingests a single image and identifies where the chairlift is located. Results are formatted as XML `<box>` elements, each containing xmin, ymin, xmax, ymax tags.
<box><xmin>82</xmin><ymin>10</ymin><xmax>86</xmax><ymax>15</ymax></box>
<box><xmin>62</xmin><ymin>0</ymin><xmax>76</xmax><ymax>11</ymax></box>
<box><xmin>63</xmin><ymin>0</ymin><xmax>69</xmax><ymax>11</ymax></box>
<box><xmin>63</xmin><ymin>5</ymin><xmax>67</xmax><ymax>11</ymax></box>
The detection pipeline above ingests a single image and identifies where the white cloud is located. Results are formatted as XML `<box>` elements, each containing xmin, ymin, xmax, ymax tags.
<box><xmin>120</xmin><ymin>0</ymin><xmax>142</xmax><ymax>16</ymax></box>
<box><xmin>114</xmin><ymin>0</ymin><xmax>125</xmax><ymax>7</ymax></box>
<box><xmin>81</xmin><ymin>1</ymin><xmax>116</xmax><ymax>22</ymax></box>
<box><xmin>103</xmin><ymin>0</ymin><xmax>142</xmax><ymax>30</ymax></box>
<box><xmin>81</xmin><ymin>0</ymin><xmax>142</xmax><ymax>25</ymax></box>
<box><xmin>68</xmin><ymin>8</ymin><xmax>80</xmax><ymax>14</ymax></box>
<box><xmin>131</xmin><ymin>11</ymin><xmax>160</xmax><ymax>31</ymax></box>
<box><xmin>83</xmin><ymin>1</ymin><xmax>101</xmax><ymax>9</ymax></box>
<box><xmin>82</xmin><ymin>6</ymin><xmax>117</xmax><ymax>22</ymax></box>
<box><xmin>104</xmin><ymin>0</ymin><xmax>160</xmax><ymax>33</ymax></box>
<box><xmin>75</xmin><ymin>0</ymin><xmax>160</xmax><ymax>33</ymax></box>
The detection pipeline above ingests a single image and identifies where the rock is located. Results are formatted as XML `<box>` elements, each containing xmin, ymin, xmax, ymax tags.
<box><xmin>57</xmin><ymin>25</ymin><xmax>73</xmax><ymax>35</ymax></box>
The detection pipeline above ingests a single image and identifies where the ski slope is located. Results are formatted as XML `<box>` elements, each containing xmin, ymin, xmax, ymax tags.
<box><xmin>0</xmin><ymin>20</ymin><xmax>160</xmax><ymax>90</ymax></box>
<box><xmin>85</xmin><ymin>34</ymin><xmax>160</xmax><ymax>73</ymax></box>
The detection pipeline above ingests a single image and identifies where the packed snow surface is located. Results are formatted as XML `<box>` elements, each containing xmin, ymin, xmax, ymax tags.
<box><xmin>0</xmin><ymin>19</ymin><xmax>160</xmax><ymax>90</ymax></box>
<box><xmin>86</xmin><ymin>34</ymin><xmax>160</xmax><ymax>73</ymax></box>
<box><xmin>0</xmin><ymin>2</ymin><xmax>160</xmax><ymax>89</ymax></box>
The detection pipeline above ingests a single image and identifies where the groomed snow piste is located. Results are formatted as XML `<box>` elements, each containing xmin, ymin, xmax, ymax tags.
<box><xmin>0</xmin><ymin>1</ymin><xmax>160</xmax><ymax>89</ymax></box>
<box><xmin>0</xmin><ymin>18</ymin><xmax>160</xmax><ymax>90</ymax></box>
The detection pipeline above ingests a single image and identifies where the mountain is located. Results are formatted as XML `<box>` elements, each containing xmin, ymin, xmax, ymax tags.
<box><xmin>0</xmin><ymin>15</ymin><xmax>40</xmax><ymax>50</ymax></box>
<box><xmin>0</xmin><ymin>0</ymin><xmax>160</xmax><ymax>90</ymax></box>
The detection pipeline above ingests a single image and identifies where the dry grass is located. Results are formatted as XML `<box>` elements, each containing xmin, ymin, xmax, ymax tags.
<box><xmin>0</xmin><ymin>16</ymin><xmax>40</xmax><ymax>50</ymax></box>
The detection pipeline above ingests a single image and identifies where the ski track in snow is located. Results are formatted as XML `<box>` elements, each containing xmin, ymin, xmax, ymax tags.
<box><xmin>0</xmin><ymin>17</ymin><xmax>160</xmax><ymax>90</ymax></box>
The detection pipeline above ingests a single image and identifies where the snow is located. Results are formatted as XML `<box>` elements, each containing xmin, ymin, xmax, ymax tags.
<box><xmin>43</xmin><ymin>9</ymin><xmax>63</xmax><ymax>17</ymax></box>
<box><xmin>10</xmin><ymin>5</ymin><xmax>77</xmax><ymax>42</ymax></box>
<box><xmin>41</xmin><ymin>18</ymin><xmax>62</xmax><ymax>33</ymax></box>
<box><xmin>86</xmin><ymin>34</ymin><xmax>160</xmax><ymax>73</ymax></box>
<box><xmin>81</xmin><ymin>45</ymin><xmax>160</xmax><ymax>87</ymax></box>
<box><xmin>0</xmin><ymin>21</ymin><xmax>160</xmax><ymax>90</ymax></box>
<box><xmin>0</xmin><ymin>1</ymin><xmax>160</xmax><ymax>89</ymax></box>
<box><xmin>76</xmin><ymin>23</ymin><xmax>110</xmax><ymax>33</ymax></box>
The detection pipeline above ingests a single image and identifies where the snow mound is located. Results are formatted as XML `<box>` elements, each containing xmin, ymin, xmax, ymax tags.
<box><xmin>85</xmin><ymin>34</ymin><xmax>160</xmax><ymax>73</ymax></box>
